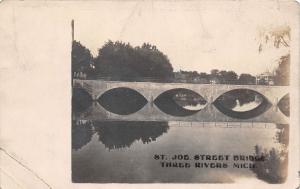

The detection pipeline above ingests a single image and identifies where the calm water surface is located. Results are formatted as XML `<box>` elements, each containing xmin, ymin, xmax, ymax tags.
<box><xmin>72</xmin><ymin>121</ymin><xmax>282</xmax><ymax>183</ymax></box>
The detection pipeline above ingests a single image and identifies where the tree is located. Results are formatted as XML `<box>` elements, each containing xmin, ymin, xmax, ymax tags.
<box><xmin>198</xmin><ymin>72</ymin><xmax>210</xmax><ymax>83</ymax></box>
<box><xmin>274</xmin><ymin>54</ymin><xmax>290</xmax><ymax>86</ymax></box>
<box><xmin>94</xmin><ymin>41</ymin><xmax>174</xmax><ymax>81</ymax></box>
<box><xmin>239</xmin><ymin>73</ymin><xmax>256</xmax><ymax>85</ymax></box>
<box><xmin>217</xmin><ymin>70</ymin><xmax>238</xmax><ymax>84</ymax></box>
<box><xmin>199</xmin><ymin>72</ymin><xmax>209</xmax><ymax>78</ymax></box>
<box><xmin>256</xmin><ymin>26</ymin><xmax>290</xmax><ymax>86</ymax></box>
<box><xmin>210</xmin><ymin>69</ymin><xmax>219</xmax><ymax>77</ymax></box>
<box><xmin>72</xmin><ymin>41</ymin><xmax>94</xmax><ymax>78</ymax></box>
<box><xmin>257</xmin><ymin>26</ymin><xmax>290</xmax><ymax>53</ymax></box>
<box><xmin>225</xmin><ymin>71</ymin><xmax>238</xmax><ymax>84</ymax></box>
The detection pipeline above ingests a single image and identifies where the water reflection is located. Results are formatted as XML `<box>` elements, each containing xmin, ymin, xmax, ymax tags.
<box><xmin>72</xmin><ymin>120</ymin><xmax>288</xmax><ymax>183</ymax></box>
<box><xmin>154</xmin><ymin>89</ymin><xmax>207</xmax><ymax>116</ymax></box>
<box><xmin>251</xmin><ymin>146</ymin><xmax>288</xmax><ymax>183</ymax></box>
<box><xmin>94</xmin><ymin>121</ymin><xmax>169</xmax><ymax>150</ymax></box>
<box><xmin>251</xmin><ymin>124</ymin><xmax>289</xmax><ymax>183</ymax></box>
<box><xmin>72</xmin><ymin>121</ymin><xmax>169</xmax><ymax>150</ymax></box>
<box><xmin>98</xmin><ymin>88</ymin><xmax>148</xmax><ymax>115</ymax></box>
<box><xmin>72</xmin><ymin>88</ymin><xmax>92</xmax><ymax>114</ymax></box>
<box><xmin>278</xmin><ymin>94</ymin><xmax>290</xmax><ymax>117</ymax></box>
<box><xmin>232</xmin><ymin>96</ymin><xmax>263</xmax><ymax>112</ymax></box>
<box><xmin>72</xmin><ymin>120</ymin><xmax>94</xmax><ymax>150</ymax></box>
<box><xmin>215</xmin><ymin>89</ymin><xmax>263</xmax><ymax>109</ymax></box>
<box><xmin>275</xmin><ymin>124</ymin><xmax>289</xmax><ymax>146</ymax></box>
<box><xmin>214</xmin><ymin>89</ymin><xmax>271</xmax><ymax>119</ymax></box>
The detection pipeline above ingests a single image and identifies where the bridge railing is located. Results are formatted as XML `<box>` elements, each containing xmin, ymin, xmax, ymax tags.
<box><xmin>72</xmin><ymin>77</ymin><xmax>285</xmax><ymax>86</ymax></box>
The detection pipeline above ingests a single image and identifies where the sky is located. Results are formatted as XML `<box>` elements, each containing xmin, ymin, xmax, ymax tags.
<box><xmin>72</xmin><ymin>1</ymin><xmax>292</xmax><ymax>75</ymax></box>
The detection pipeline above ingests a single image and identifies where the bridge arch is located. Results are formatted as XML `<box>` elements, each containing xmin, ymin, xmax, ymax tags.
<box><xmin>72</xmin><ymin>79</ymin><xmax>289</xmax><ymax>124</ymax></box>
<box><xmin>212</xmin><ymin>88</ymin><xmax>272</xmax><ymax>119</ymax></box>
<box><xmin>97</xmin><ymin>87</ymin><xmax>148</xmax><ymax>115</ymax></box>
<box><xmin>153</xmin><ymin>88</ymin><xmax>208</xmax><ymax>117</ymax></box>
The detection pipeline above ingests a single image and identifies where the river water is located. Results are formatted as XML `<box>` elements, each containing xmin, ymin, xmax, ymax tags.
<box><xmin>72</xmin><ymin>89</ymin><xmax>288</xmax><ymax>183</ymax></box>
<box><xmin>72</xmin><ymin>121</ymin><xmax>285</xmax><ymax>183</ymax></box>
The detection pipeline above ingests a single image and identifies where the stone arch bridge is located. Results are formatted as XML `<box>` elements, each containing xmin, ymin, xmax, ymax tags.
<box><xmin>73</xmin><ymin>79</ymin><xmax>289</xmax><ymax>124</ymax></box>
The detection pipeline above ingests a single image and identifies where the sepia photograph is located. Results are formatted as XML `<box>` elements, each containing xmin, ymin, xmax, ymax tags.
<box><xmin>0</xmin><ymin>1</ymin><xmax>298</xmax><ymax>189</ymax></box>
<box><xmin>71</xmin><ymin>1</ymin><xmax>290</xmax><ymax>183</ymax></box>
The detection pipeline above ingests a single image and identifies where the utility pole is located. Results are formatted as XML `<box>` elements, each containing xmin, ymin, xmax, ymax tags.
<box><xmin>71</xmin><ymin>19</ymin><xmax>74</xmax><ymax>42</ymax></box>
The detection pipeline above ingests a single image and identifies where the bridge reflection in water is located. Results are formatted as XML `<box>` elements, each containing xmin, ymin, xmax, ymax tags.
<box><xmin>72</xmin><ymin>79</ymin><xmax>289</xmax><ymax>183</ymax></box>
<box><xmin>72</xmin><ymin>120</ymin><xmax>289</xmax><ymax>183</ymax></box>
<box><xmin>73</xmin><ymin>79</ymin><xmax>289</xmax><ymax>124</ymax></box>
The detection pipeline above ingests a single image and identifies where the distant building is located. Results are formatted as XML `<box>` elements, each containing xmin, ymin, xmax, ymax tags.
<box><xmin>256</xmin><ymin>71</ymin><xmax>274</xmax><ymax>85</ymax></box>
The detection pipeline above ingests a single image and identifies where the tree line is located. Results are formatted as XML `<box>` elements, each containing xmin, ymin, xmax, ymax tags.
<box><xmin>72</xmin><ymin>40</ymin><xmax>173</xmax><ymax>81</ymax></box>
<box><xmin>72</xmin><ymin>40</ymin><xmax>289</xmax><ymax>85</ymax></box>
<box><xmin>175</xmin><ymin>69</ymin><xmax>257</xmax><ymax>85</ymax></box>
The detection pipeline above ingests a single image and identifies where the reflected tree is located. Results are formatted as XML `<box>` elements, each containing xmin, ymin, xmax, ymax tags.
<box><xmin>72</xmin><ymin>88</ymin><xmax>93</xmax><ymax>115</ymax></box>
<box><xmin>214</xmin><ymin>89</ymin><xmax>262</xmax><ymax>109</ymax></box>
<box><xmin>251</xmin><ymin>125</ymin><xmax>289</xmax><ymax>183</ymax></box>
<box><xmin>154</xmin><ymin>89</ymin><xmax>206</xmax><ymax>116</ymax></box>
<box><xmin>213</xmin><ymin>89</ymin><xmax>271</xmax><ymax>119</ymax></box>
<box><xmin>93</xmin><ymin>121</ymin><xmax>169</xmax><ymax>150</ymax></box>
<box><xmin>72</xmin><ymin>120</ymin><xmax>94</xmax><ymax>150</ymax></box>
<box><xmin>251</xmin><ymin>145</ymin><xmax>288</xmax><ymax>183</ymax></box>
<box><xmin>275</xmin><ymin>124</ymin><xmax>289</xmax><ymax>147</ymax></box>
